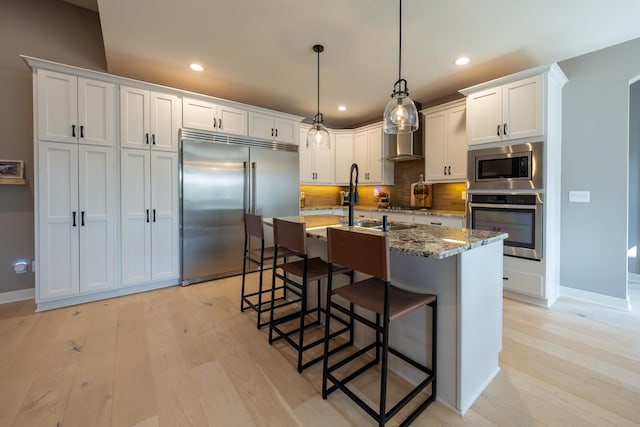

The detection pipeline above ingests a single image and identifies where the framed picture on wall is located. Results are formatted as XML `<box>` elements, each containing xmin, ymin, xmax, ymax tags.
<box><xmin>0</xmin><ymin>160</ymin><xmax>24</xmax><ymax>179</ymax></box>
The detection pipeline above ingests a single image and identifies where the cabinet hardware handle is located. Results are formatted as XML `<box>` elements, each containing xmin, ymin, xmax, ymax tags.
<box><xmin>72</xmin><ymin>211</ymin><xmax>77</xmax><ymax>227</ymax></box>
<box><xmin>213</xmin><ymin>117</ymin><xmax>217</xmax><ymax>128</ymax></box>
<box><xmin>146</xmin><ymin>209</ymin><xmax>150</xmax><ymax>223</ymax></box>
<box><xmin>496</xmin><ymin>124</ymin><xmax>501</xmax><ymax>136</ymax></box>
<box><xmin>153</xmin><ymin>209</ymin><xmax>156</xmax><ymax>222</ymax></box>
<box><xmin>218</xmin><ymin>118</ymin><xmax>222</xmax><ymax>129</ymax></box>
<box><xmin>503</xmin><ymin>123</ymin><xmax>508</xmax><ymax>135</ymax></box>
<box><xmin>152</xmin><ymin>134</ymin><xmax>156</xmax><ymax>145</ymax></box>
<box><xmin>72</xmin><ymin>125</ymin><xmax>76</xmax><ymax>137</ymax></box>
<box><xmin>81</xmin><ymin>211</ymin><xmax>85</xmax><ymax>226</ymax></box>
<box><xmin>431</xmin><ymin>222</ymin><xmax>442</xmax><ymax>226</ymax></box>
<box><xmin>503</xmin><ymin>277</ymin><xmax>509</xmax><ymax>280</ymax></box>
<box><xmin>145</xmin><ymin>133</ymin><xmax>149</xmax><ymax>144</ymax></box>
<box><xmin>271</xmin><ymin>128</ymin><xmax>274</xmax><ymax>137</ymax></box>
<box><xmin>80</xmin><ymin>125</ymin><xmax>85</xmax><ymax>138</ymax></box>
<box><xmin>448</xmin><ymin>166</ymin><xmax>451</xmax><ymax>175</ymax></box>
<box><xmin>443</xmin><ymin>166</ymin><xmax>446</xmax><ymax>175</ymax></box>
<box><xmin>275</xmin><ymin>129</ymin><xmax>278</xmax><ymax>137</ymax></box>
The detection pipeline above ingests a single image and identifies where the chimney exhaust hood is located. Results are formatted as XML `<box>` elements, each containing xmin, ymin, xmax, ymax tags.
<box><xmin>383</xmin><ymin>114</ymin><xmax>424</xmax><ymax>161</ymax></box>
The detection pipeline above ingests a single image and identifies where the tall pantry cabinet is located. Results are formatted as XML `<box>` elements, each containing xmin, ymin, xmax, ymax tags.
<box><xmin>35</xmin><ymin>69</ymin><xmax>117</xmax><ymax>301</ymax></box>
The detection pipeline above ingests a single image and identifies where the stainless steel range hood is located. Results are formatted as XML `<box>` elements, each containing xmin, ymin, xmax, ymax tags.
<box><xmin>383</xmin><ymin>115</ymin><xmax>424</xmax><ymax>161</ymax></box>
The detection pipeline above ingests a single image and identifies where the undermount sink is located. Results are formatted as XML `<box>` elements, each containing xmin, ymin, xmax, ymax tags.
<box><xmin>370</xmin><ymin>223</ymin><xmax>417</xmax><ymax>231</ymax></box>
<box><xmin>341</xmin><ymin>218</ymin><xmax>417</xmax><ymax>231</ymax></box>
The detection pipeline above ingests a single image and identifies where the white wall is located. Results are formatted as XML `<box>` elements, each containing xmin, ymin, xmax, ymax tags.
<box><xmin>629</xmin><ymin>81</ymin><xmax>640</xmax><ymax>275</ymax></box>
<box><xmin>558</xmin><ymin>38</ymin><xmax>640</xmax><ymax>299</ymax></box>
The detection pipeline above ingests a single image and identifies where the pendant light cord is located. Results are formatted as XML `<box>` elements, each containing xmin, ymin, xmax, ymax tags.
<box><xmin>398</xmin><ymin>0</ymin><xmax>402</xmax><ymax>83</ymax></box>
<box><xmin>317</xmin><ymin>47</ymin><xmax>320</xmax><ymax>120</ymax></box>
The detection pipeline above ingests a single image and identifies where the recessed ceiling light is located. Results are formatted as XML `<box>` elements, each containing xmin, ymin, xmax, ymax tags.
<box><xmin>338</xmin><ymin>105</ymin><xmax>347</xmax><ymax>111</ymax></box>
<box><xmin>455</xmin><ymin>57</ymin><xmax>470</xmax><ymax>66</ymax></box>
<box><xmin>190</xmin><ymin>63</ymin><xmax>204</xmax><ymax>72</ymax></box>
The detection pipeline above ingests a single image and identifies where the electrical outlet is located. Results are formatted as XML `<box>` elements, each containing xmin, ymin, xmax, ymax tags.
<box><xmin>461</xmin><ymin>190</ymin><xmax>466</xmax><ymax>200</ymax></box>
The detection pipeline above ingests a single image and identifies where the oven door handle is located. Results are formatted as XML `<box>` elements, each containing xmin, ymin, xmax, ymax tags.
<box><xmin>469</xmin><ymin>202</ymin><xmax>542</xmax><ymax>209</ymax></box>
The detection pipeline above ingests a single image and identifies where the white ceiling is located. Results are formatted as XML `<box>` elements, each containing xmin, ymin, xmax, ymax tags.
<box><xmin>91</xmin><ymin>0</ymin><xmax>640</xmax><ymax>128</ymax></box>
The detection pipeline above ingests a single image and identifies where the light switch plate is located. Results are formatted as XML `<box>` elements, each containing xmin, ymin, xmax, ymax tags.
<box><xmin>569</xmin><ymin>191</ymin><xmax>590</xmax><ymax>203</ymax></box>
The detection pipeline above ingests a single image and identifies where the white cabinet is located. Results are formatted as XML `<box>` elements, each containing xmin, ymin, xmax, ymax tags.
<box><xmin>183</xmin><ymin>97</ymin><xmax>247</xmax><ymax>136</ymax></box>
<box><xmin>248</xmin><ymin>111</ymin><xmax>297</xmax><ymax>143</ymax></box>
<box><xmin>334</xmin><ymin>133</ymin><xmax>354</xmax><ymax>185</ymax></box>
<box><xmin>353</xmin><ymin>125</ymin><xmax>393</xmax><ymax>184</ymax></box>
<box><xmin>121</xmin><ymin>149</ymin><xmax>179</xmax><ymax>287</ymax></box>
<box><xmin>37</xmin><ymin>69</ymin><xmax>115</xmax><ymax>146</ymax></box>
<box><xmin>465</xmin><ymin>74</ymin><xmax>543</xmax><ymax>145</ymax></box>
<box><xmin>299</xmin><ymin>126</ymin><xmax>335</xmax><ymax>184</ymax></box>
<box><xmin>424</xmin><ymin>100</ymin><xmax>467</xmax><ymax>182</ymax></box>
<box><xmin>37</xmin><ymin>142</ymin><xmax>115</xmax><ymax>301</ymax></box>
<box><xmin>121</xmin><ymin>86</ymin><xmax>180</xmax><ymax>151</ymax></box>
<box><xmin>412</xmin><ymin>214</ymin><xmax>464</xmax><ymax>227</ymax></box>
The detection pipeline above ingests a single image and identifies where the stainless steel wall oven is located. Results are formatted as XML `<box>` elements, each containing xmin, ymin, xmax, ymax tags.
<box><xmin>467</xmin><ymin>193</ymin><xmax>543</xmax><ymax>260</ymax></box>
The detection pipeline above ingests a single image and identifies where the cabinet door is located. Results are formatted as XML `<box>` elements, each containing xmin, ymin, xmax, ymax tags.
<box><xmin>150</xmin><ymin>91</ymin><xmax>179</xmax><ymax>151</ymax></box>
<box><xmin>353</xmin><ymin>131</ymin><xmax>369</xmax><ymax>180</ymax></box>
<box><xmin>218</xmin><ymin>105</ymin><xmax>247</xmax><ymax>136</ymax></box>
<box><xmin>78</xmin><ymin>145</ymin><xmax>115</xmax><ymax>293</ymax></box>
<box><xmin>425</xmin><ymin>111</ymin><xmax>447</xmax><ymax>181</ymax></box>
<box><xmin>274</xmin><ymin>117</ymin><xmax>297</xmax><ymax>143</ymax></box>
<box><xmin>313</xmin><ymin>141</ymin><xmax>335</xmax><ymax>184</ymax></box>
<box><xmin>298</xmin><ymin>128</ymin><xmax>314</xmax><ymax>183</ymax></box>
<box><xmin>334</xmin><ymin>133</ymin><xmax>354</xmax><ymax>184</ymax></box>
<box><xmin>121</xmin><ymin>149</ymin><xmax>152</xmax><ymax>286</ymax></box>
<box><xmin>120</xmin><ymin>86</ymin><xmax>150</xmax><ymax>149</ymax></box>
<box><xmin>37</xmin><ymin>70</ymin><xmax>78</xmax><ymax>143</ymax></box>
<box><xmin>366</xmin><ymin>127</ymin><xmax>383</xmax><ymax>183</ymax></box>
<box><xmin>183</xmin><ymin>97</ymin><xmax>217</xmax><ymax>131</ymax></box>
<box><xmin>38</xmin><ymin>142</ymin><xmax>79</xmax><ymax>300</ymax></box>
<box><xmin>78</xmin><ymin>78</ymin><xmax>115</xmax><ymax>147</ymax></box>
<box><xmin>446</xmin><ymin>104</ymin><xmax>468</xmax><ymax>181</ymax></box>
<box><xmin>467</xmin><ymin>86</ymin><xmax>502</xmax><ymax>145</ymax></box>
<box><xmin>150</xmin><ymin>152</ymin><xmax>179</xmax><ymax>281</ymax></box>
<box><xmin>503</xmin><ymin>75</ymin><xmax>543</xmax><ymax>140</ymax></box>
<box><xmin>248</xmin><ymin>112</ymin><xmax>276</xmax><ymax>140</ymax></box>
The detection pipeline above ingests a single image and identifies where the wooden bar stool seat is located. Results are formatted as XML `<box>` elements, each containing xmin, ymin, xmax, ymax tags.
<box><xmin>269</xmin><ymin>218</ymin><xmax>354</xmax><ymax>373</ymax></box>
<box><xmin>322</xmin><ymin>227</ymin><xmax>437</xmax><ymax>426</ymax></box>
<box><xmin>240</xmin><ymin>213</ymin><xmax>294</xmax><ymax>329</ymax></box>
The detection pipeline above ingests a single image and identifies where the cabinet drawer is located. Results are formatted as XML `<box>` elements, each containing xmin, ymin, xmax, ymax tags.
<box><xmin>503</xmin><ymin>269</ymin><xmax>543</xmax><ymax>297</ymax></box>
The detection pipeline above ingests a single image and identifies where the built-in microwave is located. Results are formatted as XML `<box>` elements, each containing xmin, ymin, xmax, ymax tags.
<box><xmin>467</xmin><ymin>142</ymin><xmax>543</xmax><ymax>191</ymax></box>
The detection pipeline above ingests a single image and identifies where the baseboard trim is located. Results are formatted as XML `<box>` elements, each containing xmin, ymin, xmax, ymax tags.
<box><xmin>560</xmin><ymin>286</ymin><xmax>630</xmax><ymax>311</ymax></box>
<box><xmin>0</xmin><ymin>288</ymin><xmax>35</xmax><ymax>304</ymax></box>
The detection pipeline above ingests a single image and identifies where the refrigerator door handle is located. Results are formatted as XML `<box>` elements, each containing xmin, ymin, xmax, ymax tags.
<box><xmin>243</xmin><ymin>161</ymin><xmax>249</xmax><ymax>213</ymax></box>
<box><xmin>251</xmin><ymin>162</ymin><xmax>257</xmax><ymax>215</ymax></box>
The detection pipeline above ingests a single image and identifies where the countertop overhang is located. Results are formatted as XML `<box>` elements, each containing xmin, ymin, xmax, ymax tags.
<box><xmin>266</xmin><ymin>214</ymin><xmax>507</xmax><ymax>259</ymax></box>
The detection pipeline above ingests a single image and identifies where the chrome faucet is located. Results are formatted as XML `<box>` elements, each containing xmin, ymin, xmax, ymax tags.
<box><xmin>348</xmin><ymin>163</ymin><xmax>359</xmax><ymax>226</ymax></box>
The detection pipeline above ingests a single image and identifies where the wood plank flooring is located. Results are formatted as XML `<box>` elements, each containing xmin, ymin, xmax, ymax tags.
<box><xmin>0</xmin><ymin>273</ymin><xmax>639</xmax><ymax>426</ymax></box>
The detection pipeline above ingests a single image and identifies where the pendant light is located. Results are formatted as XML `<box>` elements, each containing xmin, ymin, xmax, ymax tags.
<box><xmin>383</xmin><ymin>0</ymin><xmax>419</xmax><ymax>135</ymax></box>
<box><xmin>307</xmin><ymin>44</ymin><xmax>331</xmax><ymax>149</ymax></box>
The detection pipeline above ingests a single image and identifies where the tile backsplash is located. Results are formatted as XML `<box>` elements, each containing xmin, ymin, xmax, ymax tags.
<box><xmin>300</xmin><ymin>159</ymin><xmax>466</xmax><ymax>212</ymax></box>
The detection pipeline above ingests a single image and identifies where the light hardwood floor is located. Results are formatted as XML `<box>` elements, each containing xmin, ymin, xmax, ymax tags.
<box><xmin>1</xmin><ymin>274</ymin><xmax>639</xmax><ymax>427</ymax></box>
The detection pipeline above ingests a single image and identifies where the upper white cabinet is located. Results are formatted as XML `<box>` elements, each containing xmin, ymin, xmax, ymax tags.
<box><xmin>353</xmin><ymin>125</ymin><xmax>393</xmax><ymax>185</ymax></box>
<box><xmin>183</xmin><ymin>97</ymin><xmax>247</xmax><ymax>136</ymax></box>
<box><xmin>37</xmin><ymin>141</ymin><xmax>116</xmax><ymax>301</ymax></box>
<box><xmin>120</xmin><ymin>149</ymin><xmax>179</xmax><ymax>287</ymax></box>
<box><xmin>248</xmin><ymin>112</ymin><xmax>297</xmax><ymax>144</ymax></box>
<box><xmin>37</xmin><ymin>69</ymin><xmax>115</xmax><ymax>146</ymax></box>
<box><xmin>299</xmin><ymin>126</ymin><xmax>335</xmax><ymax>184</ymax></box>
<box><xmin>424</xmin><ymin>100</ymin><xmax>467</xmax><ymax>182</ymax></box>
<box><xmin>121</xmin><ymin>86</ymin><xmax>180</xmax><ymax>151</ymax></box>
<box><xmin>334</xmin><ymin>132</ymin><xmax>355</xmax><ymax>185</ymax></box>
<box><xmin>464</xmin><ymin>74</ymin><xmax>543</xmax><ymax>145</ymax></box>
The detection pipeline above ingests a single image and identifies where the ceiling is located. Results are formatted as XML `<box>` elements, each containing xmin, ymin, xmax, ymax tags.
<box><xmin>79</xmin><ymin>0</ymin><xmax>640</xmax><ymax>128</ymax></box>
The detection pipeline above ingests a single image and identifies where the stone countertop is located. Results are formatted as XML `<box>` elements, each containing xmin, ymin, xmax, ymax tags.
<box><xmin>300</xmin><ymin>205</ymin><xmax>465</xmax><ymax>218</ymax></box>
<box><xmin>265</xmin><ymin>214</ymin><xmax>506</xmax><ymax>260</ymax></box>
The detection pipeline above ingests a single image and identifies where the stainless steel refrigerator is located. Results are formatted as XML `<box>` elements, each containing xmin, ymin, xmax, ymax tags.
<box><xmin>179</xmin><ymin>129</ymin><xmax>299</xmax><ymax>285</ymax></box>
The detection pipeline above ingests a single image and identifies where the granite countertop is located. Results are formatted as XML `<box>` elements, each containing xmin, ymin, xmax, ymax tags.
<box><xmin>266</xmin><ymin>214</ymin><xmax>506</xmax><ymax>260</ymax></box>
<box><xmin>300</xmin><ymin>205</ymin><xmax>465</xmax><ymax>218</ymax></box>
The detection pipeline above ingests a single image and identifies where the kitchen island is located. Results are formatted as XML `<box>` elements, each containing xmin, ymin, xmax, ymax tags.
<box><xmin>266</xmin><ymin>214</ymin><xmax>507</xmax><ymax>415</ymax></box>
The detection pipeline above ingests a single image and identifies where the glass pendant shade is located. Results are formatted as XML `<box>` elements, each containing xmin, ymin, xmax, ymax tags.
<box><xmin>383</xmin><ymin>90</ymin><xmax>419</xmax><ymax>134</ymax></box>
<box><xmin>307</xmin><ymin>116</ymin><xmax>331</xmax><ymax>149</ymax></box>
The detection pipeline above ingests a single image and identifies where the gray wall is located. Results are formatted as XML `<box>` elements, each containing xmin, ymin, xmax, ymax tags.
<box><xmin>630</xmin><ymin>81</ymin><xmax>640</xmax><ymax>275</ymax></box>
<box><xmin>558</xmin><ymin>38</ymin><xmax>640</xmax><ymax>299</ymax></box>
<box><xmin>0</xmin><ymin>0</ymin><xmax>106</xmax><ymax>294</ymax></box>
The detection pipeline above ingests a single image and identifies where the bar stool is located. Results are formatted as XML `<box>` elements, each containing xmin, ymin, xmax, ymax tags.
<box><xmin>322</xmin><ymin>227</ymin><xmax>437</xmax><ymax>426</ymax></box>
<box><xmin>269</xmin><ymin>218</ymin><xmax>354</xmax><ymax>373</ymax></box>
<box><xmin>240</xmin><ymin>213</ymin><xmax>293</xmax><ymax>329</ymax></box>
